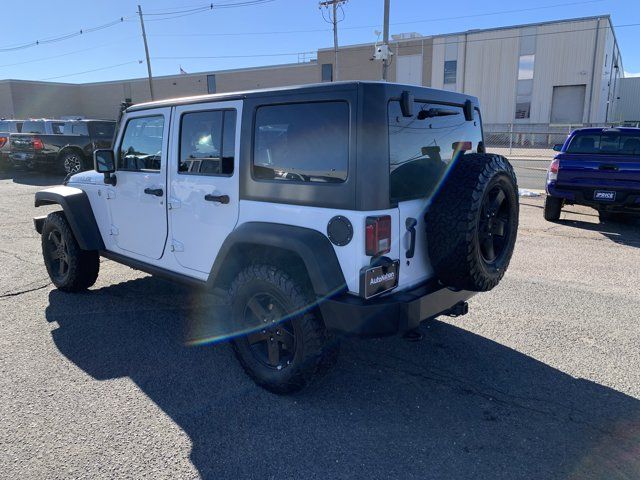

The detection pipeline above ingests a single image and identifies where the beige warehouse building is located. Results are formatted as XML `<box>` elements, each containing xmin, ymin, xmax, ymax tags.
<box><xmin>0</xmin><ymin>15</ymin><xmax>627</xmax><ymax>127</ymax></box>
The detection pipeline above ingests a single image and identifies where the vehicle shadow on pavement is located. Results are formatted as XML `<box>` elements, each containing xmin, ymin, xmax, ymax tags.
<box><xmin>557</xmin><ymin>217</ymin><xmax>640</xmax><ymax>249</ymax></box>
<box><xmin>45</xmin><ymin>277</ymin><xmax>640</xmax><ymax>480</ymax></box>
<box><xmin>0</xmin><ymin>170</ymin><xmax>63</xmax><ymax>186</ymax></box>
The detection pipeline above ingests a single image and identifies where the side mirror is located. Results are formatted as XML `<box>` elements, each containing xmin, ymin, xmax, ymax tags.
<box><xmin>552</xmin><ymin>144</ymin><xmax>563</xmax><ymax>152</ymax></box>
<box><xmin>94</xmin><ymin>149</ymin><xmax>116</xmax><ymax>185</ymax></box>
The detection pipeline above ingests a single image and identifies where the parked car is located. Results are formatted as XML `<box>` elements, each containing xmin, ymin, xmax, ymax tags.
<box><xmin>545</xmin><ymin>127</ymin><xmax>640</xmax><ymax>222</ymax></box>
<box><xmin>0</xmin><ymin>119</ymin><xmax>24</xmax><ymax>169</ymax></box>
<box><xmin>33</xmin><ymin>82</ymin><xmax>519</xmax><ymax>393</ymax></box>
<box><xmin>10</xmin><ymin>119</ymin><xmax>115</xmax><ymax>174</ymax></box>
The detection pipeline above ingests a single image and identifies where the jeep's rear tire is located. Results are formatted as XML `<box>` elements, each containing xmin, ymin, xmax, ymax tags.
<box><xmin>41</xmin><ymin>212</ymin><xmax>99</xmax><ymax>292</ymax></box>
<box><xmin>229</xmin><ymin>264</ymin><xmax>337</xmax><ymax>394</ymax></box>
<box><xmin>426</xmin><ymin>153</ymin><xmax>519</xmax><ymax>292</ymax></box>
<box><xmin>544</xmin><ymin>195</ymin><xmax>563</xmax><ymax>221</ymax></box>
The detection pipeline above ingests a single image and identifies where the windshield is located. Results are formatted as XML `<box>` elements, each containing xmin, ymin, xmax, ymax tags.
<box><xmin>566</xmin><ymin>131</ymin><xmax>640</xmax><ymax>155</ymax></box>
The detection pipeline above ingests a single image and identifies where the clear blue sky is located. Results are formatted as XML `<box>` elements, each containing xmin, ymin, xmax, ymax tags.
<box><xmin>1</xmin><ymin>0</ymin><xmax>638</xmax><ymax>84</ymax></box>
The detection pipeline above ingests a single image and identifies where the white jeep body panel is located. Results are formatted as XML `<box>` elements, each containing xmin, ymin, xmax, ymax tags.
<box><xmin>69</xmin><ymin>97</ymin><xmax>434</xmax><ymax>295</ymax></box>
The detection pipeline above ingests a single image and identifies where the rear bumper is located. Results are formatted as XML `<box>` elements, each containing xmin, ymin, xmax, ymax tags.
<box><xmin>10</xmin><ymin>152</ymin><xmax>51</xmax><ymax>166</ymax></box>
<box><xmin>547</xmin><ymin>181</ymin><xmax>640</xmax><ymax>211</ymax></box>
<box><xmin>319</xmin><ymin>280</ymin><xmax>476</xmax><ymax>337</ymax></box>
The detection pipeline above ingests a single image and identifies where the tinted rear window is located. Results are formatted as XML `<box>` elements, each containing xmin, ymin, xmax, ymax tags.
<box><xmin>253</xmin><ymin>101</ymin><xmax>349</xmax><ymax>183</ymax></box>
<box><xmin>88</xmin><ymin>121</ymin><xmax>115</xmax><ymax>139</ymax></box>
<box><xmin>389</xmin><ymin>100</ymin><xmax>483</xmax><ymax>203</ymax></box>
<box><xmin>0</xmin><ymin>121</ymin><xmax>21</xmax><ymax>133</ymax></box>
<box><xmin>566</xmin><ymin>132</ymin><xmax>640</xmax><ymax>155</ymax></box>
<box><xmin>22</xmin><ymin>121</ymin><xmax>45</xmax><ymax>134</ymax></box>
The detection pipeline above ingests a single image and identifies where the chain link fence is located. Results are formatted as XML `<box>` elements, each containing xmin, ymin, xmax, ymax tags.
<box><xmin>483</xmin><ymin>123</ymin><xmax>619</xmax><ymax>190</ymax></box>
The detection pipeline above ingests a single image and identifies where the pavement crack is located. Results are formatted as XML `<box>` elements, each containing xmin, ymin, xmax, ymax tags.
<box><xmin>0</xmin><ymin>282</ymin><xmax>51</xmax><ymax>299</ymax></box>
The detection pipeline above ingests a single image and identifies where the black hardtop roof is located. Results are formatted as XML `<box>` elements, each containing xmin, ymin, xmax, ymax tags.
<box><xmin>127</xmin><ymin>81</ymin><xmax>480</xmax><ymax>112</ymax></box>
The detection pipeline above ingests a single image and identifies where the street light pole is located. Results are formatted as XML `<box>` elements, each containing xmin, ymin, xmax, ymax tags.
<box><xmin>382</xmin><ymin>0</ymin><xmax>390</xmax><ymax>81</ymax></box>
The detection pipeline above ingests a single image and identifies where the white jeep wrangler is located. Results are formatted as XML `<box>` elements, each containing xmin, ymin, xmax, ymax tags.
<box><xmin>34</xmin><ymin>82</ymin><xmax>519</xmax><ymax>393</ymax></box>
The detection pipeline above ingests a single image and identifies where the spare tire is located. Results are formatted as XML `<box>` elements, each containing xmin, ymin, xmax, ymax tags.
<box><xmin>426</xmin><ymin>153</ymin><xmax>519</xmax><ymax>292</ymax></box>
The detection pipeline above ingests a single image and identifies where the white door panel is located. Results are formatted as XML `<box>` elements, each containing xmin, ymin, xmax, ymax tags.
<box><xmin>108</xmin><ymin>108</ymin><xmax>171</xmax><ymax>260</ymax></box>
<box><xmin>169</xmin><ymin>101</ymin><xmax>242</xmax><ymax>274</ymax></box>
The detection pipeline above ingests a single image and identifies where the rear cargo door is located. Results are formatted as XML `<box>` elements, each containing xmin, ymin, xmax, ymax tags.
<box><xmin>388</xmin><ymin>98</ymin><xmax>483</xmax><ymax>290</ymax></box>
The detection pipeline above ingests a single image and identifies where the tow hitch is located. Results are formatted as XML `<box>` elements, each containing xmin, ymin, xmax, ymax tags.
<box><xmin>446</xmin><ymin>301</ymin><xmax>469</xmax><ymax>318</ymax></box>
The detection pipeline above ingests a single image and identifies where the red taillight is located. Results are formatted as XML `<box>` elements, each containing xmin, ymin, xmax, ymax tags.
<box><xmin>365</xmin><ymin>215</ymin><xmax>392</xmax><ymax>256</ymax></box>
<box><xmin>0</xmin><ymin>137</ymin><xmax>6</xmax><ymax>148</ymax></box>
<box><xmin>33</xmin><ymin>137</ymin><xmax>44</xmax><ymax>150</ymax></box>
<box><xmin>550</xmin><ymin>158</ymin><xmax>560</xmax><ymax>174</ymax></box>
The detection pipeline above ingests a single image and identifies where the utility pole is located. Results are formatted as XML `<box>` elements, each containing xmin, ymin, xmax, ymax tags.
<box><xmin>137</xmin><ymin>4</ymin><xmax>155</xmax><ymax>101</ymax></box>
<box><xmin>319</xmin><ymin>0</ymin><xmax>347</xmax><ymax>81</ymax></box>
<box><xmin>382</xmin><ymin>0</ymin><xmax>390</xmax><ymax>81</ymax></box>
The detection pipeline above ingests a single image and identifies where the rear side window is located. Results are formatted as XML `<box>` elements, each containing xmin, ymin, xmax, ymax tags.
<box><xmin>179</xmin><ymin>110</ymin><xmax>236</xmax><ymax>176</ymax></box>
<box><xmin>88</xmin><ymin>121</ymin><xmax>116</xmax><ymax>139</ymax></box>
<box><xmin>567</xmin><ymin>132</ymin><xmax>640</xmax><ymax>155</ymax></box>
<box><xmin>22</xmin><ymin>121</ymin><xmax>45</xmax><ymax>134</ymax></box>
<box><xmin>389</xmin><ymin>100</ymin><xmax>483</xmax><ymax>203</ymax></box>
<box><xmin>0</xmin><ymin>121</ymin><xmax>20</xmax><ymax>132</ymax></box>
<box><xmin>51</xmin><ymin>122</ymin><xmax>65</xmax><ymax>134</ymax></box>
<box><xmin>65</xmin><ymin>122</ymin><xmax>89</xmax><ymax>135</ymax></box>
<box><xmin>253</xmin><ymin>101</ymin><xmax>349</xmax><ymax>183</ymax></box>
<box><xmin>118</xmin><ymin>115</ymin><xmax>164</xmax><ymax>172</ymax></box>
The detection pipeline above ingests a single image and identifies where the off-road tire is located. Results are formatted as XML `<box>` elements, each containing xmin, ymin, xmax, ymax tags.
<box><xmin>426</xmin><ymin>153</ymin><xmax>519</xmax><ymax>292</ymax></box>
<box><xmin>41</xmin><ymin>212</ymin><xmax>99</xmax><ymax>292</ymax></box>
<box><xmin>544</xmin><ymin>195</ymin><xmax>563</xmax><ymax>221</ymax></box>
<box><xmin>229</xmin><ymin>264</ymin><xmax>338</xmax><ymax>394</ymax></box>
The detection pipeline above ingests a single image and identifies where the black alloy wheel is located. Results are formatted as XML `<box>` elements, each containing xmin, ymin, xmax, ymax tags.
<box><xmin>478</xmin><ymin>183</ymin><xmax>512</xmax><ymax>264</ymax></box>
<box><xmin>243</xmin><ymin>292</ymin><xmax>297</xmax><ymax>369</ymax></box>
<box><xmin>44</xmin><ymin>227</ymin><xmax>71</xmax><ymax>283</ymax></box>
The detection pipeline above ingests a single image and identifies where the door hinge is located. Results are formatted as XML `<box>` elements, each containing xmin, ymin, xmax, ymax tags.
<box><xmin>168</xmin><ymin>198</ymin><xmax>181</xmax><ymax>210</ymax></box>
<box><xmin>171</xmin><ymin>239</ymin><xmax>184</xmax><ymax>252</ymax></box>
<box><xmin>110</xmin><ymin>225</ymin><xmax>119</xmax><ymax>236</ymax></box>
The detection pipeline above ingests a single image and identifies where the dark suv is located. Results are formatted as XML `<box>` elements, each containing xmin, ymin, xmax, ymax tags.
<box><xmin>545</xmin><ymin>127</ymin><xmax>640</xmax><ymax>222</ymax></box>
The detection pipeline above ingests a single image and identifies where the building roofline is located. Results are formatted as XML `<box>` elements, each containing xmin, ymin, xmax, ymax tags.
<box><xmin>318</xmin><ymin>14</ymin><xmax>613</xmax><ymax>52</ymax></box>
<box><xmin>78</xmin><ymin>60</ymin><xmax>317</xmax><ymax>87</ymax></box>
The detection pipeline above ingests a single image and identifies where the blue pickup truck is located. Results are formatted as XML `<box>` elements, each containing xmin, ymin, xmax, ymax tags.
<box><xmin>545</xmin><ymin>127</ymin><xmax>640</xmax><ymax>222</ymax></box>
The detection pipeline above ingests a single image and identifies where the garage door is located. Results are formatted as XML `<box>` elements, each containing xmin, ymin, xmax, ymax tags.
<box><xmin>551</xmin><ymin>85</ymin><xmax>586</xmax><ymax>124</ymax></box>
<box><xmin>396</xmin><ymin>54</ymin><xmax>423</xmax><ymax>86</ymax></box>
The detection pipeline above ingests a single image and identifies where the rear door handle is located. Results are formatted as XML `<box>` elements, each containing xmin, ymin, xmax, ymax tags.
<box><xmin>204</xmin><ymin>194</ymin><xmax>230</xmax><ymax>204</ymax></box>
<box><xmin>144</xmin><ymin>187</ymin><xmax>164</xmax><ymax>197</ymax></box>
<box><xmin>598</xmin><ymin>164</ymin><xmax>619</xmax><ymax>171</ymax></box>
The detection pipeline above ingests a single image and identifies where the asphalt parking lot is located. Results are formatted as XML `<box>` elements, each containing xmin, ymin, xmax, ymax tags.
<box><xmin>1</xmin><ymin>170</ymin><xmax>639</xmax><ymax>480</ymax></box>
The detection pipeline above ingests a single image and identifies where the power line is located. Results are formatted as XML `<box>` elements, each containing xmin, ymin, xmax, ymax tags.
<box><xmin>148</xmin><ymin>0</ymin><xmax>606</xmax><ymax>37</ymax></box>
<box><xmin>143</xmin><ymin>0</ymin><xmax>274</xmax><ymax>21</ymax></box>
<box><xmin>153</xmin><ymin>51</ymin><xmax>315</xmax><ymax>60</ymax></box>
<box><xmin>0</xmin><ymin>17</ymin><xmax>130</xmax><ymax>52</ymax></box>
<box><xmin>0</xmin><ymin>38</ymin><xmax>137</xmax><ymax>69</ymax></box>
<box><xmin>40</xmin><ymin>61</ymin><xmax>143</xmax><ymax>81</ymax></box>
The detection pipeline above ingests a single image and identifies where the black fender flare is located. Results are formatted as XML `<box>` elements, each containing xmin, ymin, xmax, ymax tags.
<box><xmin>208</xmin><ymin>222</ymin><xmax>347</xmax><ymax>298</ymax></box>
<box><xmin>34</xmin><ymin>186</ymin><xmax>104</xmax><ymax>251</ymax></box>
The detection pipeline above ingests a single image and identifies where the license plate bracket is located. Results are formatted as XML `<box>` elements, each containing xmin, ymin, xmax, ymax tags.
<box><xmin>594</xmin><ymin>190</ymin><xmax>616</xmax><ymax>202</ymax></box>
<box><xmin>360</xmin><ymin>260</ymin><xmax>400</xmax><ymax>299</ymax></box>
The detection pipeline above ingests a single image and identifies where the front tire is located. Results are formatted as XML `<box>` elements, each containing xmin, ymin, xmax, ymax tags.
<box><xmin>544</xmin><ymin>195</ymin><xmax>563</xmax><ymax>221</ymax></box>
<box><xmin>41</xmin><ymin>212</ymin><xmax>99</xmax><ymax>292</ymax></box>
<box><xmin>229</xmin><ymin>264</ymin><xmax>337</xmax><ymax>394</ymax></box>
